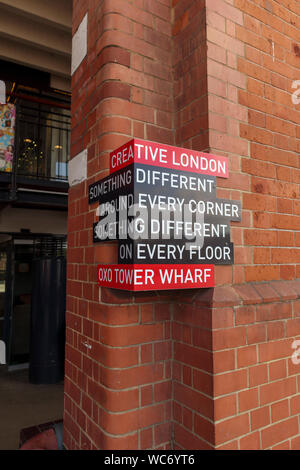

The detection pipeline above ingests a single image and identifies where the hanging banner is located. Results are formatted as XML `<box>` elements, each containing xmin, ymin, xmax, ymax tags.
<box><xmin>89</xmin><ymin>139</ymin><xmax>241</xmax><ymax>291</ymax></box>
<box><xmin>0</xmin><ymin>104</ymin><xmax>15</xmax><ymax>173</ymax></box>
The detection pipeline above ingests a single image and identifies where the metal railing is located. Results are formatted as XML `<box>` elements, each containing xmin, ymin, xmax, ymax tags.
<box><xmin>14</xmin><ymin>100</ymin><xmax>71</xmax><ymax>181</ymax></box>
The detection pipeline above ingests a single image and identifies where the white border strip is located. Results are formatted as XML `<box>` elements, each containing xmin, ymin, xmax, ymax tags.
<box><xmin>68</xmin><ymin>148</ymin><xmax>87</xmax><ymax>187</ymax></box>
<box><xmin>71</xmin><ymin>13</ymin><xmax>88</xmax><ymax>75</ymax></box>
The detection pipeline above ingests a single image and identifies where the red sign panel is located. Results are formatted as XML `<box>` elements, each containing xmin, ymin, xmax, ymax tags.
<box><xmin>97</xmin><ymin>264</ymin><xmax>215</xmax><ymax>291</ymax></box>
<box><xmin>110</xmin><ymin>138</ymin><xmax>228</xmax><ymax>178</ymax></box>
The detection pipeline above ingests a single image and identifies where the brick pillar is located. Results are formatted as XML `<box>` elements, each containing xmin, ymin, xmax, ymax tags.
<box><xmin>65</xmin><ymin>0</ymin><xmax>174</xmax><ymax>450</ymax></box>
<box><xmin>171</xmin><ymin>0</ymin><xmax>247</xmax><ymax>449</ymax></box>
<box><xmin>171</xmin><ymin>0</ymin><xmax>213</xmax><ymax>449</ymax></box>
<box><xmin>171</xmin><ymin>0</ymin><xmax>300</xmax><ymax>451</ymax></box>
<box><xmin>66</xmin><ymin>0</ymin><xmax>300</xmax><ymax>450</ymax></box>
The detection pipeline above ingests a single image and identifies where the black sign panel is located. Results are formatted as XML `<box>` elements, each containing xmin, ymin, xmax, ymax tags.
<box><xmin>89</xmin><ymin>163</ymin><xmax>241</xmax><ymax>267</ymax></box>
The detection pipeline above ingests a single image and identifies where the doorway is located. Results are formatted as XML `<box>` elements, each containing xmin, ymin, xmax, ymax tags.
<box><xmin>0</xmin><ymin>234</ymin><xmax>66</xmax><ymax>368</ymax></box>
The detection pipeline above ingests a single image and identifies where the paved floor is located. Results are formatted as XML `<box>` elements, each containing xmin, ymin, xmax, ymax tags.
<box><xmin>0</xmin><ymin>367</ymin><xmax>64</xmax><ymax>450</ymax></box>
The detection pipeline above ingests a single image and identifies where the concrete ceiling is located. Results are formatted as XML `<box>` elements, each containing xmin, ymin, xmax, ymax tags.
<box><xmin>0</xmin><ymin>0</ymin><xmax>72</xmax><ymax>91</ymax></box>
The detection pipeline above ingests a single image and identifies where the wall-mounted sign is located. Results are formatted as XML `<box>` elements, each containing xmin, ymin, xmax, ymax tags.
<box><xmin>0</xmin><ymin>104</ymin><xmax>15</xmax><ymax>173</ymax></box>
<box><xmin>89</xmin><ymin>139</ymin><xmax>241</xmax><ymax>291</ymax></box>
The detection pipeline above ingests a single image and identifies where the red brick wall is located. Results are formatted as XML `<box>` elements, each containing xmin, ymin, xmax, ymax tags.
<box><xmin>212</xmin><ymin>280</ymin><xmax>300</xmax><ymax>450</ymax></box>
<box><xmin>65</xmin><ymin>0</ymin><xmax>300</xmax><ymax>450</ymax></box>
<box><xmin>214</xmin><ymin>0</ymin><xmax>300</xmax><ymax>449</ymax></box>
<box><xmin>173</xmin><ymin>0</ymin><xmax>208</xmax><ymax>150</ymax></box>
<box><xmin>235</xmin><ymin>0</ymin><xmax>300</xmax><ymax>283</ymax></box>
<box><xmin>171</xmin><ymin>0</ymin><xmax>300</xmax><ymax>450</ymax></box>
<box><xmin>173</xmin><ymin>281</ymin><xmax>300</xmax><ymax>450</ymax></box>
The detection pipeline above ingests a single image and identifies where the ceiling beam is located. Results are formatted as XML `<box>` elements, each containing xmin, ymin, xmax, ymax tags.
<box><xmin>0</xmin><ymin>0</ymin><xmax>72</xmax><ymax>32</ymax></box>
<box><xmin>0</xmin><ymin>36</ymin><xmax>71</xmax><ymax>78</ymax></box>
<box><xmin>0</xmin><ymin>7</ymin><xmax>71</xmax><ymax>56</ymax></box>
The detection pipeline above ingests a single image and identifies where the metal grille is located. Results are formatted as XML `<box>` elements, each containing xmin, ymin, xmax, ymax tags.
<box><xmin>33</xmin><ymin>236</ymin><xmax>67</xmax><ymax>258</ymax></box>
